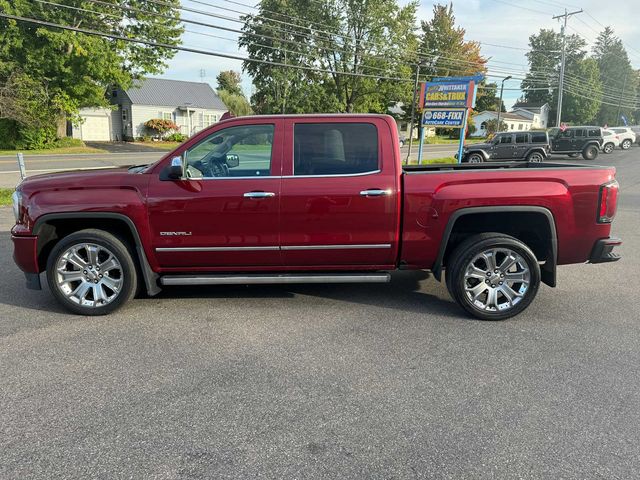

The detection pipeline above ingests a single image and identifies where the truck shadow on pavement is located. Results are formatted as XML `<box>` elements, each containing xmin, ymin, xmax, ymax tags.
<box><xmin>156</xmin><ymin>270</ymin><xmax>461</xmax><ymax>318</ymax></box>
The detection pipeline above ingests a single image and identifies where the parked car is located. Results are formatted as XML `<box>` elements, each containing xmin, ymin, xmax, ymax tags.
<box><xmin>11</xmin><ymin>114</ymin><xmax>621</xmax><ymax>321</ymax></box>
<box><xmin>629</xmin><ymin>126</ymin><xmax>640</xmax><ymax>144</ymax></box>
<box><xmin>602</xmin><ymin>129</ymin><xmax>621</xmax><ymax>154</ymax></box>
<box><xmin>549</xmin><ymin>126</ymin><xmax>603</xmax><ymax>160</ymax></box>
<box><xmin>609</xmin><ymin>127</ymin><xmax>636</xmax><ymax>150</ymax></box>
<box><xmin>459</xmin><ymin>131</ymin><xmax>550</xmax><ymax>163</ymax></box>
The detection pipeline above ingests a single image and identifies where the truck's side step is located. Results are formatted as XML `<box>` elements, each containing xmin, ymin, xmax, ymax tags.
<box><xmin>160</xmin><ymin>273</ymin><xmax>391</xmax><ymax>286</ymax></box>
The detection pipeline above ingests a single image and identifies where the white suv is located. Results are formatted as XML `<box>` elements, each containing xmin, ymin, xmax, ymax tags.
<box><xmin>602</xmin><ymin>129</ymin><xmax>621</xmax><ymax>154</ymax></box>
<box><xmin>610</xmin><ymin>127</ymin><xmax>636</xmax><ymax>150</ymax></box>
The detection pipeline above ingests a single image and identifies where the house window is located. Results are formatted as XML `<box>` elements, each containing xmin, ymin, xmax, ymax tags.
<box><xmin>122</xmin><ymin>109</ymin><xmax>128</xmax><ymax>121</ymax></box>
<box><xmin>160</xmin><ymin>111</ymin><xmax>173</xmax><ymax>121</ymax></box>
<box><xmin>480</xmin><ymin>121</ymin><xmax>487</xmax><ymax>131</ymax></box>
<box><xmin>510</xmin><ymin>124</ymin><xmax>514</xmax><ymax>130</ymax></box>
<box><xmin>518</xmin><ymin>124</ymin><xmax>523</xmax><ymax>130</ymax></box>
<box><xmin>204</xmin><ymin>114</ymin><xmax>218</xmax><ymax>125</ymax></box>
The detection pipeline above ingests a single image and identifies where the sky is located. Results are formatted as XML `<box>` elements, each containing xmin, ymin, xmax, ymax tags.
<box><xmin>161</xmin><ymin>0</ymin><xmax>640</xmax><ymax>111</ymax></box>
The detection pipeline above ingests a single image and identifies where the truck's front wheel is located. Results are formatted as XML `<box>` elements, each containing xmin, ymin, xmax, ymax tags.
<box><xmin>446</xmin><ymin>233</ymin><xmax>541</xmax><ymax>320</ymax></box>
<box><xmin>46</xmin><ymin>229</ymin><xmax>137</xmax><ymax>315</ymax></box>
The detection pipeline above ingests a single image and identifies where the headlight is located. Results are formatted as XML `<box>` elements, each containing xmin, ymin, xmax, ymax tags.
<box><xmin>12</xmin><ymin>190</ymin><xmax>22</xmax><ymax>223</ymax></box>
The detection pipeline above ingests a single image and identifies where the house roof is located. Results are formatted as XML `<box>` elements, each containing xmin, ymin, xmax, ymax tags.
<box><xmin>477</xmin><ymin>111</ymin><xmax>533</xmax><ymax>122</ymax></box>
<box><xmin>124</xmin><ymin>78</ymin><xmax>227</xmax><ymax>110</ymax></box>
<box><xmin>512</xmin><ymin>102</ymin><xmax>548</xmax><ymax>113</ymax></box>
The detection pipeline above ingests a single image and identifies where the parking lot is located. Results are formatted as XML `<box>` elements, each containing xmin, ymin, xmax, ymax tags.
<box><xmin>1</xmin><ymin>148</ymin><xmax>639</xmax><ymax>478</ymax></box>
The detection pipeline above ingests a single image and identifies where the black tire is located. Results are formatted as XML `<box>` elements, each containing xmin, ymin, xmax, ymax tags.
<box><xmin>603</xmin><ymin>142</ymin><xmax>615</xmax><ymax>154</ymax></box>
<box><xmin>46</xmin><ymin>229</ymin><xmax>138</xmax><ymax>315</ymax></box>
<box><xmin>526</xmin><ymin>151</ymin><xmax>544</xmax><ymax>163</ymax></box>
<box><xmin>445</xmin><ymin>233</ymin><xmax>541</xmax><ymax>321</ymax></box>
<box><xmin>582</xmin><ymin>144</ymin><xmax>599</xmax><ymax>160</ymax></box>
<box><xmin>467</xmin><ymin>153</ymin><xmax>484</xmax><ymax>164</ymax></box>
<box><xmin>568</xmin><ymin>153</ymin><xmax>580</xmax><ymax>158</ymax></box>
<box><xmin>621</xmin><ymin>139</ymin><xmax>632</xmax><ymax>150</ymax></box>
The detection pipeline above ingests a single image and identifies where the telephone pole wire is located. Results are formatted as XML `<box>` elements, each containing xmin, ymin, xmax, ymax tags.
<box><xmin>553</xmin><ymin>8</ymin><xmax>583</xmax><ymax>127</ymax></box>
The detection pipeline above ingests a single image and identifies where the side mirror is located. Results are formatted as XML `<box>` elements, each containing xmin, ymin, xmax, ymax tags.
<box><xmin>168</xmin><ymin>156</ymin><xmax>184</xmax><ymax>179</ymax></box>
<box><xmin>226</xmin><ymin>154</ymin><xmax>239</xmax><ymax>168</ymax></box>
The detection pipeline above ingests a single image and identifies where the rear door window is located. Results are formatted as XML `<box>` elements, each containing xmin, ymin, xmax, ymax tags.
<box><xmin>574</xmin><ymin>129</ymin><xmax>584</xmax><ymax>137</ymax></box>
<box><xmin>499</xmin><ymin>135</ymin><xmax>512</xmax><ymax>144</ymax></box>
<box><xmin>293</xmin><ymin>123</ymin><xmax>379</xmax><ymax>176</ymax></box>
<box><xmin>515</xmin><ymin>133</ymin><xmax>528</xmax><ymax>144</ymax></box>
<box><xmin>531</xmin><ymin>133</ymin><xmax>547</xmax><ymax>143</ymax></box>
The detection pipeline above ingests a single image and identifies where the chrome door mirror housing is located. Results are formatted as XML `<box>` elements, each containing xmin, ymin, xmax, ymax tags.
<box><xmin>168</xmin><ymin>156</ymin><xmax>184</xmax><ymax>179</ymax></box>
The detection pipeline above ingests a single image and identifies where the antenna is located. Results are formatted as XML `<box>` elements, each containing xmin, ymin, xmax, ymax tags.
<box><xmin>199</xmin><ymin>68</ymin><xmax>206</xmax><ymax>82</ymax></box>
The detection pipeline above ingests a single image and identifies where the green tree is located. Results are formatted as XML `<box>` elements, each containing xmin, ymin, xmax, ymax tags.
<box><xmin>240</xmin><ymin>0</ymin><xmax>418</xmax><ymax>114</ymax></box>
<box><xmin>419</xmin><ymin>4</ymin><xmax>487</xmax><ymax>79</ymax></box>
<box><xmin>483</xmin><ymin>118</ymin><xmax>507</xmax><ymax>136</ymax></box>
<box><xmin>216</xmin><ymin>70</ymin><xmax>244</xmax><ymax>96</ymax></box>
<box><xmin>475</xmin><ymin>82</ymin><xmax>505</xmax><ymax>112</ymax></box>
<box><xmin>218</xmin><ymin>90</ymin><xmax>253</xmax><ymax>117</ymax></box>
<box><xmin>561</xmin><ymin>58</ymin><xmax>602</xmax><ymax>125</ymax></box>
<box><xmin>0</xmin><ymin>0</ymin><xmax>183</xmax><ymax>147</ymax></box>
<box><xmin>592</xmin><ymin>27</ymin><xmax>639</xmax><ymax>126</ymax></box>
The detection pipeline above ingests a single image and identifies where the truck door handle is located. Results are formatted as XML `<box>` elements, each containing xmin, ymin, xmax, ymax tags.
<box><xmin>360</xmin><ymin>189</ymin><xmax>389</xmax><ymax>197</ymax></box>
<box><xmin>243</xmin><ymin>191</ymin><xmax>275</xmax><ymax>199</ymax></box>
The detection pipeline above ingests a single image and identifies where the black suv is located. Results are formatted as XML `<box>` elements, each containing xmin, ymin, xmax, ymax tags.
<box><xmin>549</xmin><ymin>126</ymin><xmax>603</xmax><ymax>160</ymax></box>
<box><xmin>460</xmin><ymin>131</ymin><xmax>550</xmax><ymax>163</ymax></box>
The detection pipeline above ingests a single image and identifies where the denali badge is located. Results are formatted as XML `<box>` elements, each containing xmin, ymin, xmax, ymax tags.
<box><xmin>160</xmin><ymin>231</ymin><xmax>192</xmax><ymax>236</ymax></box>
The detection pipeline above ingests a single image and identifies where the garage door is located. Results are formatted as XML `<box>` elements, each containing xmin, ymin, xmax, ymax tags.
<box><xmin>80</xmin><ymin>116</ymin><xmax>111</xmax><ymax>141</ymax></box>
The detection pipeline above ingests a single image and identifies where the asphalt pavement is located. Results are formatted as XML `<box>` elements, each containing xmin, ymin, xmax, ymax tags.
<box><xmin>1</xmin><ymin>148</ymin><xmax>639</xmax><ymax>479</ymax></box>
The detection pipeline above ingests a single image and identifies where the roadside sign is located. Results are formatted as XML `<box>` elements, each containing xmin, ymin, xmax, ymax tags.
<box><xmin>421</xmin><ymin>81</ymin><xmax>475</xmax><ymax>109</ymax></box>
<box><xmin>422</xmin><ymin>108</ymin><xmax>466</xmax><ymax>128</ymax></box>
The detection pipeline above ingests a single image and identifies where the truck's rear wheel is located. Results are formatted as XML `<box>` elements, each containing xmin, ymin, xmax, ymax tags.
<box><xmin>582</xmin><ymin>145</ymin><xmax>599</xmax><ymax>160</ymax></box>
<box><xmin>46</xmin><ymin>229</ymin><xmax>137</xmax><ymax>315</ymax></box>
<box><xmin>467</xmin><ymin>153</ymin><xmax>484</xmax><ymax>163</ymax></box>
<box><xmin>446</xmin><ymin>233</ymin><xmax>541</xmax><ymax>320</ymax></box>
<box><xmin>526</xmin><ymin>151</ymin><xmax>544</xmax><ymax>163</ymax></box>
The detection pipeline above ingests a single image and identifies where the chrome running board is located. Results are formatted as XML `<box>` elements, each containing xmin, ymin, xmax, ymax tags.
<box><xmin>160</xmin><ymin>273</ymin><xmax>391</xmax><ymax>286</ymax></box>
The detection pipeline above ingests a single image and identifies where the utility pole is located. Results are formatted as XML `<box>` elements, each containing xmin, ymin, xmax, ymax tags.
<box><xmin>497</xmin><ymin>75</ymin><xmax>512</xmax><ymax>133</ymax></box>
<box><xmin>616</xmin><ymin>72</ymin><xmax>629</xmax><ymax>126</ymax></box>
<box><xmin>406</xmin><ymin>62</ymin><xmax>423</xmax><ymax>164</ymax></box>
<box><xmin>553</xmin><ymin>8</ymin><xmax>583</xmax><ymax>127</ymax></box>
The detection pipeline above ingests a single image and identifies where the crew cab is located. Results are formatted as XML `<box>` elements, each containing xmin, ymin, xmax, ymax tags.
<box><xmin>460</xmin><ymin>131</ymin><xmax>550</xmax><ymax>163</ymax></box>
<box><xmin>11</xmin><ymin>114</ymin><xmax>621</xmax><ymax>320</ymax></box>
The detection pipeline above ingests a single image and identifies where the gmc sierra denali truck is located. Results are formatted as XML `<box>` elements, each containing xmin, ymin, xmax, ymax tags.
<box><xmin>11</xmin><ymin>114</ymin><xmax>621</xmax><ymax>320</ymax></box>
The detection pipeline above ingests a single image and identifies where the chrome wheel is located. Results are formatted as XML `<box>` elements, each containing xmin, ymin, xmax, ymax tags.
<box><xmin>528</xmin><ymin>152</ymin><xmax>543</xmax><ymax>162</ymax></box>
<box><xmin>463</xmin><ymin>248</ymin><xmax>531</xmax><ymax>313</ymax></box>
<box><xmin>621</xmin><ymin>139</ymin><xmax>631</xmax><ymax>150</ymax></box>
<box><xmin>603</xmin><ymin>143</ymin><xmax>614</xmax><ymax>154</ymax></box>
<box><xmin>55</xmin><ymin>243</ymin><xmax>123</xmax><ymax>308</ymax></box>
<box><xmin>468</xmin><ymin>154</ymin><xmax>483</xmax><ymax>163</ymax></box>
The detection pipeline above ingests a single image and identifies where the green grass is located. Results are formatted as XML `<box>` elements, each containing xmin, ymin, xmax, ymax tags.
<box><xmin>0</xmin><ymin>188</ymin><xmax>13</xmax><ymax>206</ymax></box>
<box><xmin>407</xmin><ymin>156</ymin><xmax>457</xmax><ymax>165</ymax></box>
<box><xmin>132</xmin><ymin>141</ymin><xmax>182</xmax><ymax>151</ymax></box>
<box><xmin>0</xmin><ymin>145</ymin><xmax>106</xmax><ymax>156</ymax></box>
<box><xmin>423</xmin><ymin>136</ymin><xmax>486</xmax><ymax>145</ymax></box>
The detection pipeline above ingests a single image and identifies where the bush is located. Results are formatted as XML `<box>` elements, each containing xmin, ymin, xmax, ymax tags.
<box><xmin>165</xmin><ymin>132</ymin><xmax>187</xmax><ymax>142</ymax></box>
<box><xmin>137</xmin><ymin>135</ymin><xmax>152</xmax><ymax>143</ymax></box>
<box><xmin>54</xmin><ymin>137</ymin><xmax>85</xmax><ymax>148</ymax></box>
<box><xmin>0</xmin><ymin>119</ymin><xmax>20</xmax><ymax>149</ymax></box>
<box><xmin>144</xmin><ymin>118</ymin><xmax>179</xmax><ymax>137</ymax></box>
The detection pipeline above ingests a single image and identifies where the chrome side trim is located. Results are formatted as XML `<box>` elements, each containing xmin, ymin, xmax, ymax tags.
<box><xmin>281</xmin><ymin>244</ymin><xmax>391</xmax><ymax>251</ymax></box>
<box><xmin>282</xmin><ymin>170</ymin><xmax>381</xmax><ymax>179</ymax></box>
<box><xmin>161</xmin><ymin>273</ymin><xmax>391</xmax><ymax>286</ymax></box>
<box><xmin>156</xmin><ymin>246</ymin><xmax>279</xmax><ymax>252</ymax></box>
<box><xmin>156</xmin><ymin>244</ymin><xmax>392</xmax><ymax>253</ymax></box>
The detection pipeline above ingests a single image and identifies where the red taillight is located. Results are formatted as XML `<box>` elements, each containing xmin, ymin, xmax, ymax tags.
<box><xmin>597</xmin><ymin>180</ymin><xmax>619</xmax><ymax>223</ymax></box>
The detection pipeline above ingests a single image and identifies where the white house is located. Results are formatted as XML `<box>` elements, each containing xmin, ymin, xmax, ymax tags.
<box><xmin>71</xmin><ymin>78</ymin><xmax>228</xmax><ymax>142</ymax></box>
<box><xmin>470</xmin><ymin>111</ymin><xmax>534</xmax><ymax>137</ymax></box>
<box><xmin>510</xmin><ymin>102</ymin><xmax>550</xmax><ymax>129</ymax></box>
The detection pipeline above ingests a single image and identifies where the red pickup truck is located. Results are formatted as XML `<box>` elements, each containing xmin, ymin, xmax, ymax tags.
<box><xmin>11</xmin><ymin>114</ymin><xmax>621</xmax><ymax>320</ymax></box>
